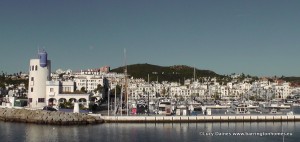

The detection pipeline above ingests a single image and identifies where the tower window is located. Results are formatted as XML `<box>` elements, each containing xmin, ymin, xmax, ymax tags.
<box><xmin>31</xmin><ymin>77</ymin><xmax>34</xmax><ymax>81</ymax></box>
<box><xmin>32</xmin><ymin>66</ymin><xmax>34</xmax><ymax>71</ymax></box>
<box><xmin>29</xmin><ymin>98</ymin><xmax>32</xmax><ymax>103</ymax></box>
<box><xmin>31</xmin><ymin>87</ymin><xmax>33</xmax><ymax>92</ymax></box>
<box><xmin>35</xmin><ymin>65</ymin><xmax>38</xmax><ymax>71</ymax></box>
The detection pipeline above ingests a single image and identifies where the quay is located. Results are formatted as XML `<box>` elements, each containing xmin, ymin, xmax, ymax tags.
<box><xmin>96</xmin><ymin>115</ymin><xmax>300</xmax><ymax>123</ymax></box>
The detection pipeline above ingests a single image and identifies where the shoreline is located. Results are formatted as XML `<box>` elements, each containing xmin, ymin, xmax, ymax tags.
<box><xmin>1</xmin><ymin>107</ymin><xmax>300</xmax><ymax>125</ymax></box>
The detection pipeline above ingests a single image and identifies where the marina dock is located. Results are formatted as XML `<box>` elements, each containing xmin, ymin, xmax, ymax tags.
<box><xmin>95</xmin><ymin>115</ymin><xmax>300</xmax><ymax>123</ymax></box>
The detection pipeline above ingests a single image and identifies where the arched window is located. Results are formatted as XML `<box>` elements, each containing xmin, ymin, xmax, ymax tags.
<box><xmin>32</xmin><ymin>66</ymin><xmax>34</xmax><ymax>71</ymax></box>
<box><xmin>35</xmin><ymin>65</ymin><xmax>38</xmax><ymax>71</ymax></box>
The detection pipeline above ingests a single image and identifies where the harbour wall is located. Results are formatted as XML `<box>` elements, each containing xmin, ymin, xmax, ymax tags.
<box><xmin>99</xmin><ymin>115</ymin><xmax>300</xmax><ymax>123</ymax></box>
<box><xmin>0</xmin><ymin>108</ymin><xmax>104</xmax><ymax>125</ymax></box>
<box><xmin>2</xmin><ymin>107</ymin><xmax>299</xmax><ymax>124</ymax></box>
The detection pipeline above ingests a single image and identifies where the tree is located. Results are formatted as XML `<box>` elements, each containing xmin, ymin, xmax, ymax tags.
<box><xmin>179</xmin><ymin>95</ymin><xmax>185</xmax><ymax>101</ymax></box>
<box><xmin>212</xmin><ymin>92</ymin><xmax>220</xmax><ymax>100</ymax></box>
<box><xmin>58</xmin><ymin>73</ymin><xmax>65</xmax><ymax>79</ymax></box>
<box><xmin>166</xmin><ymin>87</ymin><xmax>170</xmax><ymax>97</ymax></box>
<box><xmin>80</xmin><ymin>87</ymin><xmax>87</xmax><ymax>93</ymax></box>
<box><xmin>0</xmin><ymin>83</ymin><xmax>5</xmax><ymax>89</ymax></box>
<box><xmin>161</xmin><ymin>87</ymin><xmax>166</xmax><ymax>97</ymax></box>
<box><xmin>94</xmin><ymin>84</ymin><xmax>103</xmax><ymax>93</ymax></box>
<box><xmin>110</xmin><ymin>85</ymin><xmax>121</xmax><ymax>96</ymax></box>
<box><xmin>59</xmin><ymin>101</ymin><xmax>74</xmax><ymax>109</ymax></box>
<box><xmin>174</xmin><ymin>94</ymin><xmax>178</xmax><ymax>99</ymax></box>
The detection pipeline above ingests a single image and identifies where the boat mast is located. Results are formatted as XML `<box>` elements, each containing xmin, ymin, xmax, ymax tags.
<box><xmin>120</xmin><ymin>84</ymin><xmax>123</xmax><ymax>116</ymax></box>
<box><xmin>124</xmin><ymin>48</ymin><xmax>129</xmax><ymax>116</ymax></box>
<box><xmin>193</xmin><ymin>66</ymin><xmax>196</xmax><ymax>82</ymax></box>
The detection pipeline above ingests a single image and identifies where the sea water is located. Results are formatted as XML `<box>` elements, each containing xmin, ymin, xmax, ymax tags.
<box><xmin>0</xmin><ymin>121</ymin><xmax>299</xmax><ymax>142</ymax></box>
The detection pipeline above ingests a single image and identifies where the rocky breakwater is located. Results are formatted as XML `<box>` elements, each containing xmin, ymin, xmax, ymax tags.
<box><xmin>0</xmin><ymin>108</ymin><xmax>104</xmax><ymax>125</ymax></box>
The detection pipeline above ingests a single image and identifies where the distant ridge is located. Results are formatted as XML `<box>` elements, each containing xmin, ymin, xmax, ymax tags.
<box><xmin>111</xmin><ymin>63</ymin><xmax>221</xmax><ymax>83</ymax></box>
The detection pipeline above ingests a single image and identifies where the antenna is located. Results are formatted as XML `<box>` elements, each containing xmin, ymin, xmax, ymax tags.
<box><xmin>37</xmin><ymin>46</ymin><xmax>40</xmax><ymax>58</ymax></box>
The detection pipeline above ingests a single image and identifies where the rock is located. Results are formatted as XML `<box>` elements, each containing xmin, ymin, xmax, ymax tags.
<box><xmin>86</xmin><ymin>118</ymin><xmax>96</xmax><ymax>124</ymax></box>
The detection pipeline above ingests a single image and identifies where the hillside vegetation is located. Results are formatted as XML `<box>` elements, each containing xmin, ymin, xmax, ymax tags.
<box><xmin>111</xmin><ymin>63</ymin><xmax>222</xmax><ymax>83</ymax></box>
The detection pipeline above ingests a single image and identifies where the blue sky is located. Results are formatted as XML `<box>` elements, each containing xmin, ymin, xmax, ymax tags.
<box><xmin>0</xmin><ymin>0</ymin><xmax>300</xmax><ymax>76</ymax></box>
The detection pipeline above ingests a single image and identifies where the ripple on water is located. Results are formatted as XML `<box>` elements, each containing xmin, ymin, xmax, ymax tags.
<box><xmin>0</xmin><ymin>121</ymin><xmax>299</xmax><ymax>142</ymax></box>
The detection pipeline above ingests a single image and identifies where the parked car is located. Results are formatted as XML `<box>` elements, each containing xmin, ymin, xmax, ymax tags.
<box><xmin>43</xmin><ymin>106</ymin><xmax>57</xmax><ymax>111</ymax></box>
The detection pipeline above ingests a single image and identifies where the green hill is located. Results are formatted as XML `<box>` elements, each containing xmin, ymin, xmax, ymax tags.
<box><xmin>110</xmin><ymin>63</ymin><xmax>221</xmax><ymax>83</ymax></box>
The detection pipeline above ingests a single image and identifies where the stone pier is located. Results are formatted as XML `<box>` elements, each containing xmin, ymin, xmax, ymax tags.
<box><xmin>0</xmin><ymin>108</ymin><xmax>104</xmax><ymax>125</ymax></box>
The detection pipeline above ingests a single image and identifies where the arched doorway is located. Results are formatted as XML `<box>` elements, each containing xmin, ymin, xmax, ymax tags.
<box><xmin>48</xmin><ymin>98</ymin><xmax>57</xmax><ymax>106</ymax></box>
<box><xmin>79</xmin><ymin>98</ymin><xmax>87</xmax><ymax>103</ymax></box>
<box><xmin>58</xmin><ymin>98</ymin><xmax>67</xmax><ymax>103</ymax></box>
<box><xmin>69</xmin><ymin>98</ymin><xmax>77</xmax><ymax>103</ymax></box>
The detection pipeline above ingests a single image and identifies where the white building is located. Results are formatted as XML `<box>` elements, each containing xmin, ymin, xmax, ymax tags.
<box><xmin>74</xmin><ymin>75</ymin><xmax>104</xmax><ymax>93</ymax></box>
<box><xmin>27</xmin><ymin>50</ymin><xmax>51</xmax><ymax>108</ymax></box>
<box><xmin>27</xmin><ymin>50</ymin><xmax>90</xmax><ymax>109</ymax></box>
<box><xmin>273</xmin><ymin>82</ymin><xmax>290</xmax><ymax>99</ymax></box>
<box><xmin>46</xmin><ymin>80</ymin><xmax>90</xmax><ymax>108</ymax></box>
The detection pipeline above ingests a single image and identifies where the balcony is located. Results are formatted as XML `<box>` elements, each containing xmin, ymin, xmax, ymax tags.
<box><xmin>48</xmin><ymin>92</ymin><xmax>55</xmax><ymax>97</ymax></box>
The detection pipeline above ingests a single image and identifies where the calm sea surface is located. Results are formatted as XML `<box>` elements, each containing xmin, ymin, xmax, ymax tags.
<box><xmin>0</xmin><ymin>121</ymin><xmax>299</xmax><ymax>142</ymax></box>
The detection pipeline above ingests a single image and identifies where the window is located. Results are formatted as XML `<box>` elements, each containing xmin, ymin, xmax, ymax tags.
<box><xmin>31</xmin><ymin>77</ymin><xmax>34</xmax><ymax>81</ymax></box>
<box><xmin>38</xmin><ymin>98</ymin><xmax>45</xmax><ymax>103</ymax></box>
<box><xmin>31</xmin><ymin>87</ymin><xmax>33</xmax><ymax>92</ymax></box>
<box><xmin>50</xmin><ymin>88</ymin><xmax>54</xmax><ymax>92</ymax></box>
<box><xmin>32</xmin><ymin>66</ymin><xmax>34</xmax><ymax>71</ymax></box>
<box><xmin>29</xmin><ymin>98</ymin><xmax>32</xmax><ymax>103</ymax></box>
<box><xmin>35</xmin><ymin>65</ymin><xmax>38</xmax><ymax>71</ymax></box>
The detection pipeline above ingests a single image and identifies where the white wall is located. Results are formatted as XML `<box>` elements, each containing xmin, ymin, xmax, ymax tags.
<box><xmin>28</xmin><ymin>59</ymin><xmax>51</xmax><ymax>108</ymax></box>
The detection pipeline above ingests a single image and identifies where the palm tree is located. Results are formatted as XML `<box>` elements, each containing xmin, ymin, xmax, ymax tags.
<box><xmin>94</xmin><ymin>84</ymin><xmax>103</xmax><ymax>94</ymax></box>
<box><xmin>161</xmin><ymin>87</ymin><xmax>166</xmax><ymax>97</ymax></box>
<box><xmin>80</xmin><ymin>87</ymin><xmax>87</xmax><ymax>93</ymax></box>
